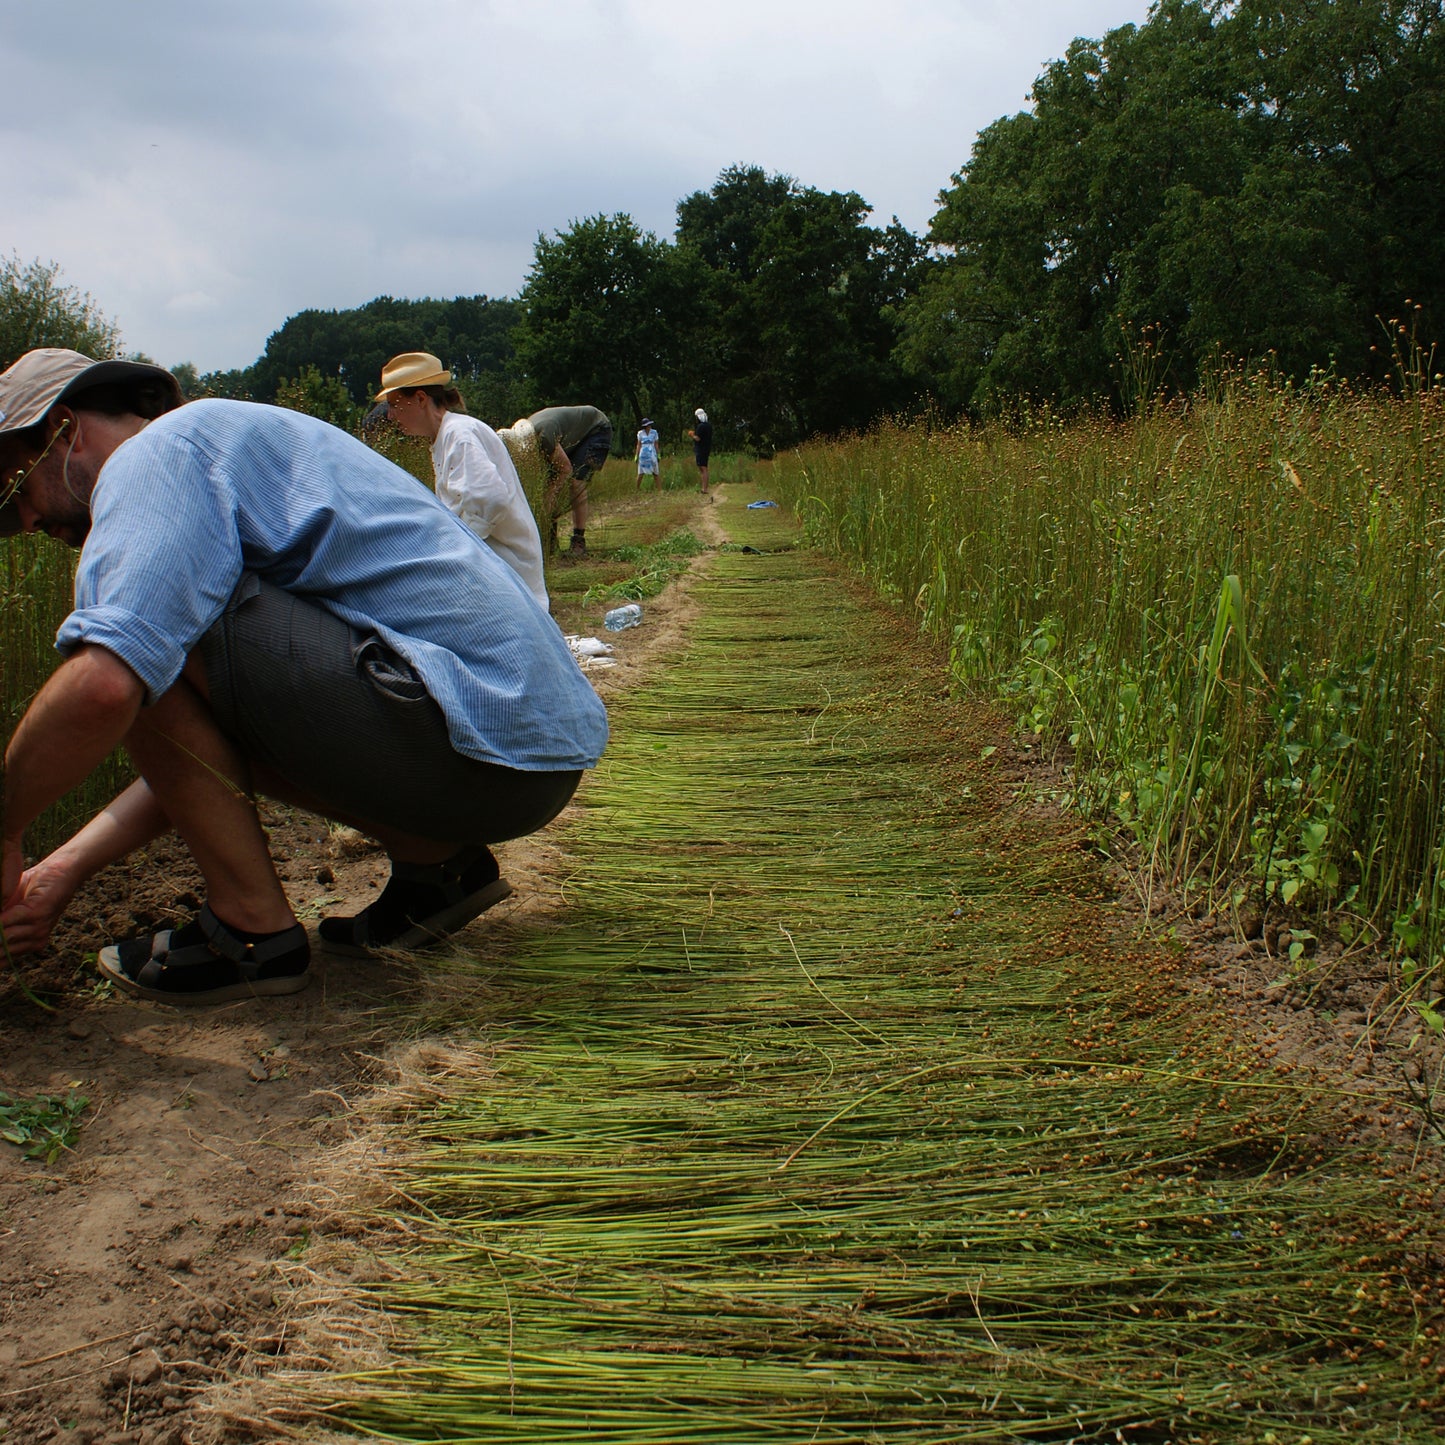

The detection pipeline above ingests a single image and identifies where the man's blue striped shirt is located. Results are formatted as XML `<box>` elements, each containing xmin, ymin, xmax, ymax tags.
<box><xmin>57</xmin><ymin>400</ymin><xmax>607</xmax><ymax>772</ymax></box>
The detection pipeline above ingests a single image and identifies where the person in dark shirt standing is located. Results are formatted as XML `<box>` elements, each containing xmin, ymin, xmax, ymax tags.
<box><xmin>687</xmin><ymin>408</ymin><xmax>713</xmax><ymax>496</ymax></box>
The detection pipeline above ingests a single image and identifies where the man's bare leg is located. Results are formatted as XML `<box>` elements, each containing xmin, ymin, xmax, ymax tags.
<box><xmin>124</xmin><ymin>664</ymin><xmax>295</xmax><ymax>935</ymax></box>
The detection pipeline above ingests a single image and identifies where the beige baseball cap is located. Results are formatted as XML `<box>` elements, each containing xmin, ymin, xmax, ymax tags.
<box><xmin>0</xmin><ymin>349</ymin><xmax>183</xmax><ymax>535</ymax></box>
<box><xmin>0</xmin><ymin>349</ymin><xmax>180</xmax><ymax>436</ymax></box>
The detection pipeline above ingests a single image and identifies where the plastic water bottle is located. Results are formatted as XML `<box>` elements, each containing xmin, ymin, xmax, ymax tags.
<box><xmin>603</xmin><ymin>603</ymin><xmax>643</xmax><ymax>632</ymax></box>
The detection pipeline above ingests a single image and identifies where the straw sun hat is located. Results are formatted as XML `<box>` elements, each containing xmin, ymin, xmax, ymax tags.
<box><xmin>376</xmin><ymin>352</ymin><xmax>451</xmax><ymax>401</ymax></box>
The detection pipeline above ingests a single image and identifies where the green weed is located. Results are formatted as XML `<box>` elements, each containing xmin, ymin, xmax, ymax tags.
<box><xmin>582</xmin><ymin>527</ymin><xmax>707</xmax><ymax>605</ymax></box>
<box><xmin>0</xmin><ymin>1087</ymin><xmax>89</xmax><ymax>1164</ymax></box>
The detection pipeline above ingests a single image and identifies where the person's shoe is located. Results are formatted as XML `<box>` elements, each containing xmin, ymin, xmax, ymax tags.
<box><xmin>318</xmin><ymin>845</ymin><xmax>513</xmax><ymax>957</ymax></box>
<box><xmin>569</xmin><ymin>531</ymin><xmax>587</xmax><ymax>556</ymax></box>
<box><xmin>97</xmin><ymin>905</ymin><xmax>310</xmax><ymax>1006</ymax></box>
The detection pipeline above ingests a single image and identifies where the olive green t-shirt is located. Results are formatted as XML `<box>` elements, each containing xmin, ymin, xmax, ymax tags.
<box><xmin>528</xmin><ymin>405</ymin><xmax>610</xmax><ymax>451</ymax></box>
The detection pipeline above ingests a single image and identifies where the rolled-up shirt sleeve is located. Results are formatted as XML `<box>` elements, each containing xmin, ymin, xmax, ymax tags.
<box><xmin>56</xmin><ymin>429</ymin><xmax>245</xmax><ymax>702</ymax></box>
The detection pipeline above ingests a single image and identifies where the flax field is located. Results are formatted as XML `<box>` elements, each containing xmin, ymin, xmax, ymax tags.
<box><xmin>1</xmin><ymin>533</ymin><xmax>135</xmax><ymax>854</ymax></box>
<box><xmin>767</xmin><ymin>375</ymin><xmax>1445</xmax><ymax>1019</ymax></box>
<box><xmin>264</xmin><ymin>490</ymin><xmax>1442</xmax><ymax>1444</ymax></box>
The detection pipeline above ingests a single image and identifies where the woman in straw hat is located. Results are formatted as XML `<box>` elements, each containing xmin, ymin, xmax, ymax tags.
<box><xmin>377</xmin><ymin>352</ymin><xmax>547</xmax><ymax>609</ymax></box>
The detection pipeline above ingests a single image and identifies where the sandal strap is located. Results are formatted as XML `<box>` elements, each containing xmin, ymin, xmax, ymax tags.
<box><xmin>196</xmin><ymin>905</ymin><xmax>306</xmax><ymax>968</ymax></box>
<box><xmin>108</xmin><ymin>908</ymin><xmax>311</xmax><ymax>997</ymax></box>
<box><xmin>389</xmin><ymin>846</ymin><xmax>490</xmax><ymax>904</ymax></box>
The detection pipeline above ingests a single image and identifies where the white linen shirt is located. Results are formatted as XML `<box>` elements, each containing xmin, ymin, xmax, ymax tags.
<box><xmin>56</xmin><ymin>400</ymin><xmax>607</xmax><ymax>772</ymax></box>
<box><xmin>430</xmin><ymin>412</ymin><xmax>547</xmax><ymax>608</ymax></box>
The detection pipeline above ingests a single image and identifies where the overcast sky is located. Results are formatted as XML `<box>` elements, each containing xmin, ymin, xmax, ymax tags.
<box><xmin>4</xmin><ymin>0</ymin><xmax>1154</xmax><ymax>374</ymax></box>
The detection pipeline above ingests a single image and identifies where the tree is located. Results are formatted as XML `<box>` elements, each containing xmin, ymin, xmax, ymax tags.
<box><xmin>901</xmin><ymin>6</ymin><xmax>1232</xmax><ymax>410</ymax></box>
<box><xmin>274</xmin><ymin>365</ymin><xmax>361</xmax><ymax>432</ymax></box>
<box><xmin>169</xmin><ymin>362</ymin><xmax>204</xmax><ymax>398</ymax></box>
<box><xmin>676</xmin><ymin>166</ymin><xmax>929</xmax><ymax>449</ymax></box>
<box><xmin>247</xmin><ymin>294</ymin><xmax>527</xmax><ymax>423</ymax></box>
<box><xmin>0</xmin><ymin>254</ymin><xmax>121</xmax><ymax>370</ymax></box>
<box><xmin>196</xmin><ymin>367</ymin><xmax>257</xmax><ymax>400</ymax></box>
<box><xmin>512</xmin><ymin>214</ymin><xmax>682</xmax><ymax>434</ymax></box>
<box><xmin>1219</xmin><ymin>0</ymin><xmax>1445</xmax><ymax>379</ymax></box>
<box><xmin>900</xmin><ymin>0</ymin><xmax>1445</xmax><ymax>412</ymax></box>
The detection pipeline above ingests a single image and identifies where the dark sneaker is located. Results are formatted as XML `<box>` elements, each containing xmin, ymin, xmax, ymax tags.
<box><xmin>318</xmin><ymin>844</ymin><xmax>513</xmax><ymax>957</ymax></box>
<box><xmin>97</xmin><ymin>906</ymin><xmax>310</xmax><ymax>1006</ymax></box>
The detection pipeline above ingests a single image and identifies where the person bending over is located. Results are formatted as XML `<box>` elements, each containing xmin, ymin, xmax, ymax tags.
<box><xmin>377</xmin><ymin>351</ymin><xmax>548</xmax><ymax>609</ymax></box>
<box><xmin>501</xmin><ymin>405</ymin><xmax>611</xmax><ymax>556</ymax></box>
<box><xmin>0</xmin><ymin>349</ymin><xmax>608</xmax><ymax>1005</ymax></box>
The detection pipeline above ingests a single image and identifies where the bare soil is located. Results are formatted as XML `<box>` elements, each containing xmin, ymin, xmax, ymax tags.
<box><xmin>2</xmin><ymin>493</ymin><xmax>1441</xmax><ymax>1443</ymax></box>
<box><xmin>0</xmin><ymin>495</ymin><xmax>710</xmax><ymax>1443</ymax></box>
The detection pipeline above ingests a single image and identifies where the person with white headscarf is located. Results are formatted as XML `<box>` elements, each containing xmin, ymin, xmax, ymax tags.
<box><xmin>687</xmin><ymin>407</ymin><xmax>713</xmax><ymax>496</ymax></box>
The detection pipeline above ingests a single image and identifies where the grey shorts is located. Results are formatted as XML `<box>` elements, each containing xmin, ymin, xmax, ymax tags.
<box><xmin>198</xmin><ymin>575</ymin><xmax>580</xmax><ymax>844</ymax></box>
<box><xmin>564</xmin><ymin>424</ymin><xmax>613</xmax><ymax>483</ymax></box>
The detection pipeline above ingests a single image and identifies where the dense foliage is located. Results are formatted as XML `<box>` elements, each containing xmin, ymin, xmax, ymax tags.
<box><xmin>901</xmin><ymin>0</ymin><xmax>1445</xmax><ymax>411</ymax></box>
<box><xmin>511</xmin><ymin>213</ymin><xmax>702</xmax><ymax>439</ymax></box>
<box><xmin>0</xmin><ymin>254</ymin><xmax>120</xmax><ymax>369</ymax></box>
<box><xmin>508</xmin><ymin>167</ymin><xmax>930</xmax><ymax>450</ymax></box>
<box><xmin>769</xmin><ymin>365</ymin><xmax>1445</xmax><ymax>1001</ymax></box>
<box><xmin>5</xmin><ymin>2</ymin><xmax>1443</xmax><ymax>441</ymax></box>
<box><xmin>672</xmin><ymin>165</ymin><xmax>928</xmax><ymax>451</ymax></box>
<box><xmin>203</xmin><ymin>293</ymin><xmax>530</xmax><ymax>424</ymax></box>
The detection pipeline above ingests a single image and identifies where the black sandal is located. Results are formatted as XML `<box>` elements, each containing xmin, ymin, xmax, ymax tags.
<box><xmin>318</xmin><ymin>845</ymin><xmax>513</xmax><ymax>957</ymax></box>
<box><xmin>97</xmin><ymin>905</ymin><xmax>311</xmax><ymax>1006</ymax></box>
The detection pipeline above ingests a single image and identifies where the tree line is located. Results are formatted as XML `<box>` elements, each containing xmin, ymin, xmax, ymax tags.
<box><xmin>5</xmin><ymin>1</ymin><xmax>1441</xmax><ymax>449</ymax></box>
<box><xmin>189</xmin><ymin>166</ymin><xmax>930</xmax><ymax>455</ymax></box>
<box><xmin>902</xmin><ymin>0</ymin><xmax>1445</xmax><ymax>412</ymax></box>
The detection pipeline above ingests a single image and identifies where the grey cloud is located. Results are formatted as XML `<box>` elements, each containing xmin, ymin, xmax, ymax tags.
<box><xmin>6</xmin><ymin>1</ymin><xmax>1152</xmax><ymax>370</ymax></box>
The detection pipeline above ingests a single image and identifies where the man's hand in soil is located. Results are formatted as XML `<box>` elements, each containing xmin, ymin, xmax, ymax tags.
<box><xmin>0</xmin><ymin>853</ymin><xmax>78</xmax><ymax>956</ymax></box>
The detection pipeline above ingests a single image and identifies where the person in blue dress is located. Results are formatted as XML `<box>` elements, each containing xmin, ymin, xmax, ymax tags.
<box><xmin>635</xmin><ymin>416</ymin><xmax>661</xmax><ymax>492</ymax></box>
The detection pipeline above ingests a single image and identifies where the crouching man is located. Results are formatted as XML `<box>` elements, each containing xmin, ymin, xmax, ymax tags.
<box><xmin>0</xmin><ymin>349</ymin><xmax>608</xmax><ymax>1005</ymax></box>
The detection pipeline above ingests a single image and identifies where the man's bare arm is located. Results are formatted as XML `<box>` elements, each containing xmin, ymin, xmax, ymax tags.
<box><xmin>2</xmin><ymin>645</ymin><xmax>146</xmax><ymax>903</ymax></box>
